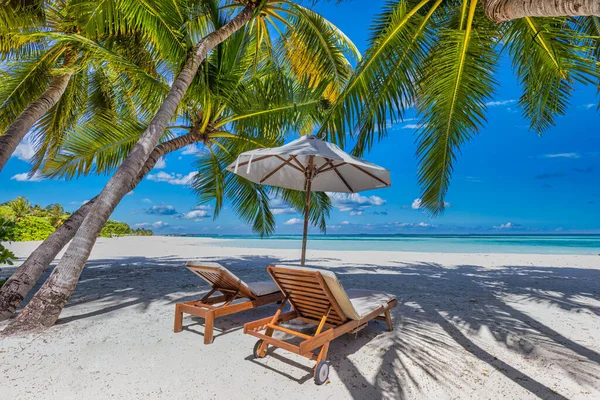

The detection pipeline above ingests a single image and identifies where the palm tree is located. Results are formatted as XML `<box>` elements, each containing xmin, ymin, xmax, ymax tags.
<box><xmin>318</xmin><ymin>0</ymin><xmax>599</xmax><ymax>214</ymax></box>
<box><xmin>0</xmin><ymin>0</ymin><xmax>172</xmax><ymax>172</ymax></box>
<box><xmin>45</xmin><ymin>203</ymin><xmax>65</xmax><ymax>228</ymax></box>
<box><xmin>6</xmin><ymin>196</ymin><xmax>31</xmax><ymax>221</ymax></box>
<box><xmin>2</xmin><ymin>1</ymin><xmax>358</xmax><ymax>330</ymax></box>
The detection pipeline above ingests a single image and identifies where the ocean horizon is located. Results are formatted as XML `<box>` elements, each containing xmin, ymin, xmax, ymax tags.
<box><xmin>167</xmin><ymin>233</ymin><xmax>600</xmax><ymax>255</ymax></box>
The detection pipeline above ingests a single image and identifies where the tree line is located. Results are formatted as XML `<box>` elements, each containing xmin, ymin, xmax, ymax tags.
<box><xmin>0</xmin><ymin>196</ymin><xmax>152</xmax><ymax>265</ymax></box>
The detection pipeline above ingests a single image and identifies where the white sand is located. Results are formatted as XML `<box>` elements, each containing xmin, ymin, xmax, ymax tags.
<box><xmin>1</xmin><ymin>236</ymin><xmax>599</xmax><ymax>399</ymax></box>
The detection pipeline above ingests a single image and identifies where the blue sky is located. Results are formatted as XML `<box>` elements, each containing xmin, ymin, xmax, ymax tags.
<box><xmin>1</xmin><ymin>1</ymin><xmax>599</xmax><ymax>235</ymax></box>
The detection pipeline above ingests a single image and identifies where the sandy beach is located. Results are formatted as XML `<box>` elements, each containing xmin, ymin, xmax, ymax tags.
<box><xmin>1</xmin><ymin>236</ymin><xmax>599</xmax><ymax>399</ymax></box>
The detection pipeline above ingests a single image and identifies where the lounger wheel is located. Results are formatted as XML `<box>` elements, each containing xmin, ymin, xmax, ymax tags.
<box><xmin>253</xmin><ymin>339</ymin><xmax>268</xmax><ymax>358</ymax></box>
<box><xmin>314</xmin><ymin>361</ymin><xmax>330</xmax><ymax>385</ymax></box>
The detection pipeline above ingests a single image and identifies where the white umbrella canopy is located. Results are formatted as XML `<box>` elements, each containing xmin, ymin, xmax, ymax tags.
<box><xmin>226</xmin><ymin>135</ymin><xmax>391</xmax><ymax>266</ymax></box>
<box><xmin>226</xmin><ymin>135</ymin><xmax>390</xmax><ymax>192</ymax></box>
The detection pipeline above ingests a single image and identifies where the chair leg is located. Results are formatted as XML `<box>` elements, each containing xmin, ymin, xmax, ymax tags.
<box><xmin>204</xmin><ymin>311</ymin><xmax>215</xmax><ymax>345</ymax></box>
<box><xmin>315</xmin><ymin>342</ymin><xmax>330</xmax><ymax>371</ymax></box>
<box><xmin>384</xmin><ymin>310</ymin><xmax>393</xmax><ymax>331</ymax></box>
<box><xmin>174</xmin><ymin>304</ymin><xmax>183</xmax><ymax>333</ymax></box>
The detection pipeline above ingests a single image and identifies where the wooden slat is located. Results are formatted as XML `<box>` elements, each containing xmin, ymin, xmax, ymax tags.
<box><xmin>277</xmin><ymin>285</ymin><xmax>329</xmax><ymax>297</ymax></box>
<box><xmin>289</xmin><ymin>296</ymin><xmax>330</xmax><ymax>308</ymax></box>
<box><xmin>273</xmin><ymin>273</ymin><xmax>321</xmax><ymax>284</ymax></box>
<box><xmin>276</xmin><ymin>278</ymin><xmax>322</xmax><ymax>290</ymax></box>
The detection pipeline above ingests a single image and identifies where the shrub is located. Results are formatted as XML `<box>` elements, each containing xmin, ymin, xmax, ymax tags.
<box><xmin>13</xmin><ymin>216</ymin><xmax>56</xmax><ymax>241</ymax></box>
<box><xmin>100</xmin><ymin>220</ymin><xmax>133</xmax><ymax>238</ymax></box>
<box><xmin>0</xmin><ymin>217</ymin><xmax>16</xmax><ymax>265</ymax></box>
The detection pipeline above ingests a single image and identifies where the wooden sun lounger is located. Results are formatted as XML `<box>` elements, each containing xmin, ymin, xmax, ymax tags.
<box><xmin>174</xmin><ymin>262</ymin><xmax>284</xmax><ymax>344</ymax></box>
<box><xmin>244</xmin><ymin>265</ymin><xmax>398</xmax><ymax>385</ymax></box>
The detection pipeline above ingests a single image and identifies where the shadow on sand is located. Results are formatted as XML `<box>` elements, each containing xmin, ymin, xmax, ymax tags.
<box><xmin>4</xmin><ymin>254</ymin><xmax>599</xmax><ymax>399</ymax></box>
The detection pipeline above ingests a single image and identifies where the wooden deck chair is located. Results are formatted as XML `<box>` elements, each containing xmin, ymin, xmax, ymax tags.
<box><xmin>244</xmin><ymin>265</ymin><xmax>398</xmax><ymax>385</ymax></box>
<box><xmin>174</xmin><ymin>262</ymin><xmax>284</xmax><ymax>344</ymax></box>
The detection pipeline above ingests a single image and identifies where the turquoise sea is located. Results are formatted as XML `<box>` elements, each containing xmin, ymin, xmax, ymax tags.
<box><xmin>177</xmin><ymin>234</ymin><xmax>600</xmax><ymax>255</ymax></box>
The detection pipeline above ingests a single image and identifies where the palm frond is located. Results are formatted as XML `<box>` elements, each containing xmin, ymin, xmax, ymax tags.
<box><xmin>414</xmin><ymin>0</ymin><xmax>499</xmax><ymax>214</ymax></box>
<box><xmin>277</xmin><ymin>2</ymin><xmax>360</xmax><ymax>103</ymax></box>
<box><xmin>316</xmin><ymin>0</ymin><xmax>434</xmax><ymax>148</ymax></box>
<box><xmin>0</xmin><ymin>46</ymin><xmax>64</xmax><ymax>132</ymax></box>
<box><xmin>505</xmin><ymin>16</ymin><xmax>599</xmax><ymax>132</ymax></box>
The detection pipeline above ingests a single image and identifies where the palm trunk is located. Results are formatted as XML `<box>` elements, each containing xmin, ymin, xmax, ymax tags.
<box><xmin>0</xmin><ymin>133</ymin><xmax>199</xmax><ymax>322</ymax></box>
<box><xmin>0</xmin><ymin>72</ymin><xmax>73</xmax><ymax>173</ymax></box>
<box><xmin>483</xmin><ymin>0</ymin><xmax>600</xmax><ymax>22</ymax></box>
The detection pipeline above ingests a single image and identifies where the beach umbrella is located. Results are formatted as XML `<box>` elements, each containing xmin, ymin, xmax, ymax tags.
<box><xmin>226</xmin><ymin>135</ymin><xmax>391</xmax><ymax>266</ymax></box>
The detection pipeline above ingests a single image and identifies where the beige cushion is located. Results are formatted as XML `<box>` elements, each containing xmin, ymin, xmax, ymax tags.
<box><xmin>346</xmin><ymin>289</ymin><xmax>396</xmax><ymax>319</ymax></box>
<box><xmin>273</xmin><ymin>265</ymin><xmax>395</xmax><ymax>320</ymax></box>
<box><xmin>246</xmin><ymin>280</ymin><xmax>280</xmax><ymax>296</ymax></box>
<box><xmin>185</xmin><ymin>261</ymin><xmax>279</xmax><ymax>297</ymax></box>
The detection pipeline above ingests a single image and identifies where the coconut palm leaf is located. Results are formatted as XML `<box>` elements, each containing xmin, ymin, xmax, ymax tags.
<box><xmin>415</xmin><ymin>0</ymin><xmax>499</xmax><ymax>213</ymax></box>
<box><xmin>505</xmin><ymin>16</ymin><xmax>599</xmax><ymax>133</ymax></box>
<box><xmin>0</xmin><ymin>45</ymin><xmax>64</xmax><ymax>131</ymax></box>
<box><xmin>278</xmin><ymin>2</ymin><xmax>360</xmax><ymax>101</ymax></box>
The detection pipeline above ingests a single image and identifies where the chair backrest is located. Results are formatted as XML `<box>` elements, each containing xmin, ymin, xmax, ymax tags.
<box><xmin>267</xmin><ymin>265</ymin><xmax>355</xmax><ymax>326</ymax></box>
<box><xmin>186</xmin><ymin>261</ymin><xmax>255</xmax><ymax>299</ymax></box>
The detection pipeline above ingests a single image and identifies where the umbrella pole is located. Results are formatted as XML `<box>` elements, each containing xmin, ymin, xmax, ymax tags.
<box><xmin>301</xmin><ymin>156</ymin><xmax>314</xmax><ymax>267</ymax></box>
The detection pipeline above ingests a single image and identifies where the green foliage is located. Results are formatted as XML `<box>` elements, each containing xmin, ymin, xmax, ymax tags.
<box><xmin>132</xmin><ymin>228</ymin><xmax>153</xmax><ymax>236</ymax></box>
<box><xmin>0</xmin><ymin>196</ymin><xmax>149</xmax><ymax>240</ymax></box>
<box><xmin>7</xmin><ymin>196</ymin><xmax>31</xmax><ymax>221</ymax></box>
<box><xmin>99</xmin><ymin>220</ymin><xmax>133</xmax><ymax>238</ymax></box>
<box><xmin>0</xmin><ymin>217</ymin><xmax>17</xmax><ymax>265</ymax></box>
<box><xmin>12</xmin><ymin>215</ymin><xmax>55</xmax><ymax>241</ymax></box>
<box><xmin>45</xmin><ymin>203</ymin><xmax>66</xmax><ymax>227</ymax></box>
<box><xmin>0</xmin><ymin>205</ymin><xmax>15</xmax><ymax>220</ymax></box>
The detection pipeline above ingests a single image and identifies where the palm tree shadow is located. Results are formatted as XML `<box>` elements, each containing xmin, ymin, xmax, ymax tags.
<box><xmin>5</xmin><ymin>254</ymin><xmax>600</xmax><ymax>398</ymax></box>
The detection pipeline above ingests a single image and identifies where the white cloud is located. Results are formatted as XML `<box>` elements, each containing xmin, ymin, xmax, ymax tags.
<box><xmin>486</xmin><ymin>99</ymin><xmax>516</xmax><ymax>107</ymax></box>
<box><xmin>147</xmin><ymin>171</ymin><xmax>198</xmax><ymax>186</ymax></box>
<box><xmin>70</xmin><ymin>199</ymin><xmax>90</xmax><ymax>206</ymax></box>
<box><xmin>411</xmin><ymin>198</ymin><xmax>450</xmax><ymax>209</ymax></box>
<box><xmin>182</xmin><ymin>210</ymin><xmax>209</xmax><ymax>219</ymax></box>
<box><xmin>349</xmin><ymin>211</ymin><xmax>363</xmax><ymax>216</ymax></box>
<box><xmin>401</xmin><ymin>123</ymin><xmax>428</xmax><ymax>130</ymax></box>
<box><xmin>580</xmin><ymin>103</ymin><xmax>596</xmax><ymax>110</ymax></box>
<box><xmin>181</xmin><ymin>144</ymin><xmax>209</xmax><ymax>156</ymax></box>
<box><xmin>268</xmin><ymin>193</ymin><xmax>299</xmax><ymax>216</ymax></box>
<box><xmin>12</xmin><ymin>141</ymin><xmax>35</xmax><ymax>161</ymax></box>
<box><xmin>152</xmin><ymin>221</ymin><xmax>169</xmax><ymax>229</ymax></box>
<box><xmin>134</xmin><ymin>223</ymin><xmax>151</xmax><ymax>228</ymax></box>
<box><xmin>142</xmin><ymin>198</ymin><xmax>153</xmax><ymax>204</ymax></box>
<box><xmin>341</xmin><ymin>221</ymin><xmax>351</xmax><ymax>225</ymax></box>
<box><xmin>493</xmin><ymin>222</ymin><xmax>514</xmax><ymax>230</ymax></box>
<box><xmin>144</xmin><ymin>204</ymin><xmax>178</xmax><ymax>215</ymax></box>
<box><xmin>193</xmin><ymin>205</ymin><xmax>212</xmax><ymax>211</ymax></box>
<box><xmin>154</xmin><ymin>158</ymin><xmax>167</xmax><ymax>169</ymax></box>
<box><xmin>329</xmin><ymin>193</ymin><xmax>385</xmax><ymax>208</ymax></box>
<box><xmin>284</xmin><ymin>218</ymin><xmax>303</xmax><ymax>225</ymax></box>
<box><xmin>389</xmin><ymin>221</ymin><xmax>435</xmax><ymax>229</ymax></box>
<box><xmin>540</xmin><ymin>153</ymin><xmax>580</xmax><ymax>159</ymax></box>
<box><xmin>126</xmin><ymin>190</ymin><xmax>134</xmax><ymax>196</ymax></box>
<box><xmin>11</xmin><ymin>171</ymin><xmax>44</xmax><ymax>182</ymax></box>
